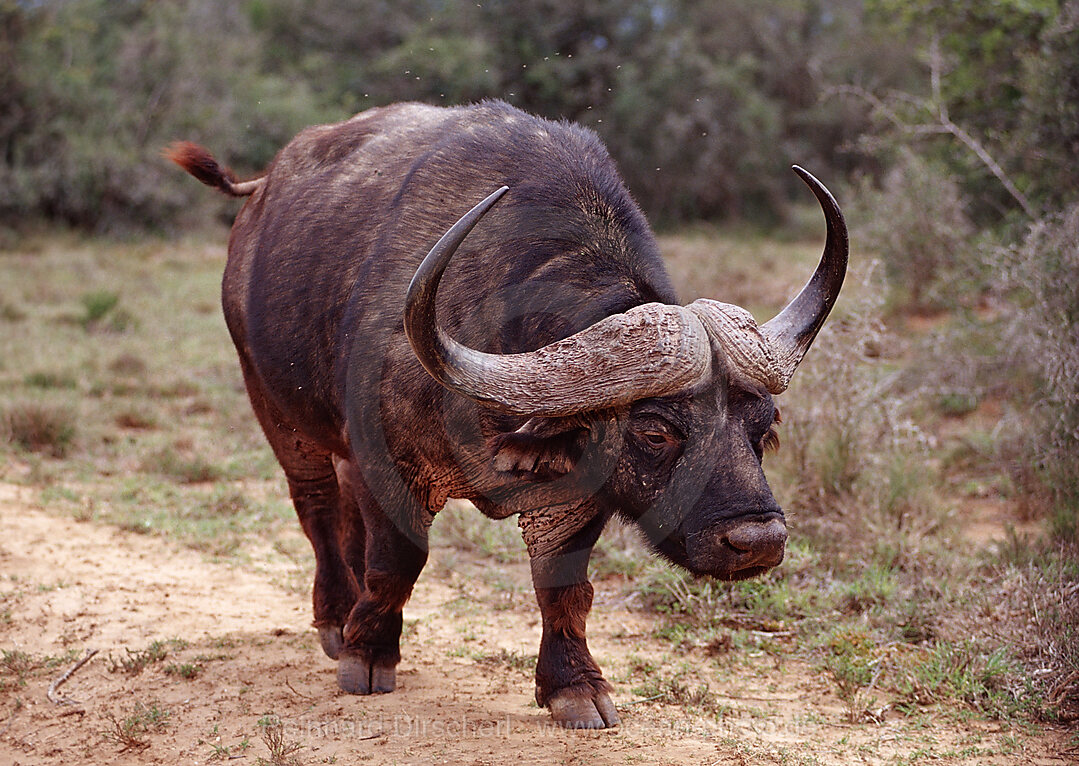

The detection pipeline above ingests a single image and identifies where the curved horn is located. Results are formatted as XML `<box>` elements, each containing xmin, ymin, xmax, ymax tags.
<box><xmin>689</xmin><ymin>166</ymin><xmax>848</xmax><ymax>394</ymax></box>
<box><xmin>404</xmin><ymin>188</ymin><xmax>711</xmax><ymax>416</ymax></box>
<box><xmin>760</xmin><ymin>166</ymin><xmax>849</xmax><ymax>382</ymax></box>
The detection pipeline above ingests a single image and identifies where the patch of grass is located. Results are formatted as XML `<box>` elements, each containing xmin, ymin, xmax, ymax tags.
<box><xmin>624</xmin><ymin>654</ymin><xmax>658</xmax><ymax>678</ymax></box>
<box><xmin>256</xmin><ymin>713</ymin><xmax>303</xmax><ymax>766</ymax></box>
<box><xmin>202</xmin><ymin>724</ymin><xmax>253</xmax><ymax>762</ymax></box>
<box><xmin>0</xmin><ymin>237</ymin><xmax>278</xmax><ymax>553</ymax></box>
<box><xmin>0</xmin><ymin>648</ymin><xmax>80</xmax><ymax>691</ymax></box>
<box><xmin>591</xmin><ymin>517</ymin><xmax>649</xmax><ymax>580</ymax></box>
<box><xmin>78</xmin><ymin>289</ymin><xmax>136</xmax><ymax>332</ymax></box>
<box><xmin>100</xmin><ymin>700</ymin><xmax>170</xmax><ymax>752</ymax></box>
<box><xmin>100</xmin><ymin>480</ymin><xmax>293</xmax><ymax>560</ymax></box>
<box><xmin>107</xmin><ymin>638</ymin><xmax>187</xmax><ymax>675</ymax></box>
<box><xmin>632</xmin><ymin>562</ymin><xmax>750</xmax><ymax>622</ymax></box>
<box><xmin>837</xmin><ymin>564</ymin><xmax>900</xmax><ymax>616</ymax></box>
<box><xmin>821</xmin><ymin>628</ymin><xmax>883</xmax><ymax>722</ymax></box>
<box><xmin>206</xmin><ymin>489</ymin><xmax>252</xmax><ymax>515</ymax></box>
<box><xmin>163</xmin><ymin>661</ymin><xmax>204</xmax><ymax>679</ymax></box>
<box><xmin>2</xmin><ymin>401</ymin><xmax>76</xmax><ymax>456</ymax></box>
<box><xmin>430</xmin><ymin>500</ymin><xmax>525</xmax><ymax>563</ymax></box>
<box><xmin>23</xmin><ymin>371</ymin><xmax>78</xmax><ymax>390</ymax></box>
<box><xmin>892</xmin><ymin>642</ymin><xmax>1022</xmax><ymax>717</ymax></box>
<box><xmin>0</xmin><ymin>649</ymin><xmax>38</xmax><ymax>688</ymax></box>
<box><xmin>630</xmin><ymin>671</ymin><xmax>730</xmax><ymax>717</ymax></box>
<box><xmin>474</xmin><ymin>648</ymin><xmax>536</xmax><ymax>674</ymax></box>
<box><xmin>80</xmin><ymin>289</ymin><xmax>119</xmax><ymax>325</ymax></box>
<box><xmin>140</xmin><ymin>446</ymin><xmax>225</xmax><ymax>483</ymax></box>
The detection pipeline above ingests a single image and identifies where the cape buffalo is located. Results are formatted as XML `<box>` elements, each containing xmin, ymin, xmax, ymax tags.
<box><xmin>168</xmin><ymin>100</ymin><xmax>847</xmax><ymax>728</ymax></box>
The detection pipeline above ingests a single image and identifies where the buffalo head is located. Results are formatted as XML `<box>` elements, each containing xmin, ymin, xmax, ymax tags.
<box><xmin>404</xmin><ymin>166</ymin><xmax>847</xmax><ymax>581</ymax></box>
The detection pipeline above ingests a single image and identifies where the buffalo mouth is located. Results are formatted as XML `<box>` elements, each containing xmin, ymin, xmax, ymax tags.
<box><xmin>714</xmin><ymin>564</ymin><xmax>773</xmax><ymax>582</ymax></box>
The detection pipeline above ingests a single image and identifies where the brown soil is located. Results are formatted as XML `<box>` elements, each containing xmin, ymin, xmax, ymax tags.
<box><xmin>0</xmin><ymin>483</ymin><xmax>1072</xmax><ymax>766</ymax></box>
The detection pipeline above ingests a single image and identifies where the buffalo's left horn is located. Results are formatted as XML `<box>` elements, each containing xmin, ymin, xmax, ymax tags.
<box><xmin>404</xmin><ymin>187</ymin><xmax>712</xmax><ymax>416</ymax></box>
<box><xmin>688</xmin><ymin>166</ymin><xmax>848</xmax><ymax>393</ymax></box>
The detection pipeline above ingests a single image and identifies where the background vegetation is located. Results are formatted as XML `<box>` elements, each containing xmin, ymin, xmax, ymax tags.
<box><xmin>2</xmin><ymin>0</ymin><xmax>1074</xmax><ymax>231</ymax></box>
<box><xmin>1</xmin><ymin>0</ymin><xmax>1076</xmax><ymax>746</ymax></box>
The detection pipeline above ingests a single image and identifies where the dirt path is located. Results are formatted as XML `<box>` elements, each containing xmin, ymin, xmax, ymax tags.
<box><xmin>0</xmin><ymin>483</ymin><xmax>1072</xmax><ymax>765</ymax></box>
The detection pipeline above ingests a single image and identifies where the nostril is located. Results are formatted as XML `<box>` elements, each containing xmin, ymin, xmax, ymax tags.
<box><xmin>725</xmin><ymin>519</ymin><xmax>788</xmax><ymax>557</ymax></box>
<box><xmin>688</xmin><ymin>518</ymin><xmax>789</xmax><ymax>575</ymax></box>
<box><xmin>721</xmin><ymin>534</ymin><xmax>751</xmax><ymax>553</ymax></box>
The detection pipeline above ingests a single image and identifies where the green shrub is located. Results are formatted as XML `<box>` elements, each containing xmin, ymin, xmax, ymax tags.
<box><xmin>852</xmin><ymin>150</ymin><xmax>975</xmax><ymax>310</ymax></box>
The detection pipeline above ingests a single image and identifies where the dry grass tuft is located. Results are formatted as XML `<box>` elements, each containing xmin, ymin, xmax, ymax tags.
<box><xmin>2</xmin><ymin>401</ymin><xmax>77</xmax><ymax>456</ymax></box>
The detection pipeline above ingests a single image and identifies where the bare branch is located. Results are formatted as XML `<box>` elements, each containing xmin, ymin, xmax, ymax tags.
<box><xmin>937</xmin><ymin>117</ymin><xmax>1037</xmax><ymax>218</ymax></box>
<box><xmin>830</xmin><ymin>62</ymin><xmax>1038</xmax><ymax>219</ymax></box>
<box><xmin>47</xmin><ymin>649</ymin><xmax>98</xmax><ymax>706</ymax></box>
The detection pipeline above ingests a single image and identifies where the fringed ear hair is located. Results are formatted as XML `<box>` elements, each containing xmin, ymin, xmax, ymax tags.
<box><xmin>761</xmin><ymin>407</ymin><xmax>781</xmax><ymax>454</ymax></box>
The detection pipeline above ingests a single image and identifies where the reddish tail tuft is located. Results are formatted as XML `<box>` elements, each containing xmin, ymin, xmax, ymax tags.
<box><xmin>164</xmin><ymin>141</ymin><xmax>260</xmax><ymax>197</ymax></box>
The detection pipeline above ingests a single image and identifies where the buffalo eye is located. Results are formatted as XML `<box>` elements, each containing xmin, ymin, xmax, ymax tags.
<box><xmin>641</xmin><ymin>431</ymin><xmax>674</xmax><ymax>449</ymax></box>
<box><xmin>628</xmin><ymin>409</ymin><xmax>685</xmax><ymax>458</ymax></box>
<box><xmin>630</xmin><ymin>422</ymin><xmax>683</xmax><ymax>456</ymax></box>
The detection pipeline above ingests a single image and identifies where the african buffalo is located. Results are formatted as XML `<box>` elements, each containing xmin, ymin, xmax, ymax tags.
<box><xmin>168</xmin><ymin>100</ymin><xmax>847</xmax><ymax>728</ymax></box>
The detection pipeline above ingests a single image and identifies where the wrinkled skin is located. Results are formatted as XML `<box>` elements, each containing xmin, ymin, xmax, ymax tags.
<box><xmin>609</xmin><ymin>361</ymin><xmax>787</xmax><ymax>580</ymax></box>
<box><xmin>168</xmin><ymin>100</ymin><xmax>835</xmax><ymax>730</ymax></box>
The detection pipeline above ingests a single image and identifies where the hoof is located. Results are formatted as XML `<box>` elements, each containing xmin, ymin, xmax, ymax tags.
<box><xmin>318</xmin><ymin>625</ymin><xmax>344</xmax><ymax>660</ymax></box>
<box><xmin>549</xmin><ymin>689</ymin><xmax>620</xmax><ymax>729</ymax></box>
<box><xmin>337</xmin><ymin>652</ymin><xmax>396</xmax><ymax>695</ymax></box>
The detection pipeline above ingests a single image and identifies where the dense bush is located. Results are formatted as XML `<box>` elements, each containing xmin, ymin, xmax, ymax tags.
<box><xmin>997</xmin><ymin>205</ymin><xmax>1079</xmax><ymax>541</ymax></box>
<box><xmin>851</xmin><ymin>151</ymin><xmax>975</xmax><ymax>310</ymax></box>
<box><xmin>0</xmin><ymin>0</ymin><xmax>328</xmax><ymax>232</ymax></box>
<box><xmin>0</xmin><ymin>0</ymin><xmax>883</xmax><ymax>232</ymax></box>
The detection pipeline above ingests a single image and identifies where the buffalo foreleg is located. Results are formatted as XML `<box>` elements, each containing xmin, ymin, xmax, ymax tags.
<box><xmin>336</xmin><ymin>481</ymin><xmax>429</xmax><ymax>695</ymax></box>
<box><xmin>521</xmin><ymin>509</ymin><xmax>619</xmax><ymax>729</ymax></box>
<box><xmin>322</xmin><ymin>457</ymin><xmax>370</xmax><ymax>660</ymax></box>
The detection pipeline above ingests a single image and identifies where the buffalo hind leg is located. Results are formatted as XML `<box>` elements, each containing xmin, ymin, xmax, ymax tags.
<box><xmin>237</xmin><ymin>357</ymin><xmax>358</xmax><ymax>658</ymax></box>
<box><xmin>337</xmin><ymin>475</ymin><xmax>429</xmax><ymax>695</ymax></box>
<box><xmin>522</xmin><ymin>510</ymin><xmax>619</xmax><ymax>729</ymax></box>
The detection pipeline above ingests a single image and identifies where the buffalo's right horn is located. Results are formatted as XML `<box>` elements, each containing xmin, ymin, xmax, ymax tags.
<box><xmin>688</xmin><ymin>167</ymin><xmax>848</xmax><ymax>393</ymax></box>
<box><xmin>403</xmin><ymin>187</ymin><xmax>712</xmax><ymax>416</ymax></box>
<box><xmin>760</xmin><ymin>166</ymin><xmax>849</xmax><ymax>387</ymax></box>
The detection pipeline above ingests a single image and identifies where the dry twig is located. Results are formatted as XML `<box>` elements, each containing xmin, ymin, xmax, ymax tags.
<box><xmin>829</xmin><ymin>36</ymin><xmax>1037</xmax><ymax>219</ymax></box>
<box><xmin>47</xmin><ymin>648</ymin><xmax>98</xmax><ymax>705</ymax></box>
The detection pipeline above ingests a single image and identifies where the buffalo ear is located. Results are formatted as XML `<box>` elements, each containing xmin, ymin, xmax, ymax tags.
<box><xmin>490</xmin><ymin>417</ymin><xmax>589</xmax><ymax>481</ymax></box>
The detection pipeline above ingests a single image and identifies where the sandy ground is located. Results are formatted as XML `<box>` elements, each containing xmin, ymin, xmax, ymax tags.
<box><xmin>0</xmin><ymin>482</ymin><xmax>1073</xmax><ymax>766</ymax></box>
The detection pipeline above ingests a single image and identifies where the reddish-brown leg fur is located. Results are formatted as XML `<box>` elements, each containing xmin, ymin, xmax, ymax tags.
<box><xmin>534</xmin><ymin>582</ymin><xmax>611</xmax><ymax>703</ymax></box>
<box><xmin>525</xmin><ymin>512</ymin><xmax>619</xmax><ymax>729</ymax></box>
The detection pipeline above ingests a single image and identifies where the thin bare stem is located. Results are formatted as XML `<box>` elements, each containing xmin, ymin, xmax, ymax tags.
<box><xmin>829</xmin><ymin>70</ymin><xmax>1038</xmax><ymax>219</ymax></box>
<box><xmin>47</xmin><ymin>649</ymin><xmax>98</xmax><ymax>706</ymax></box>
